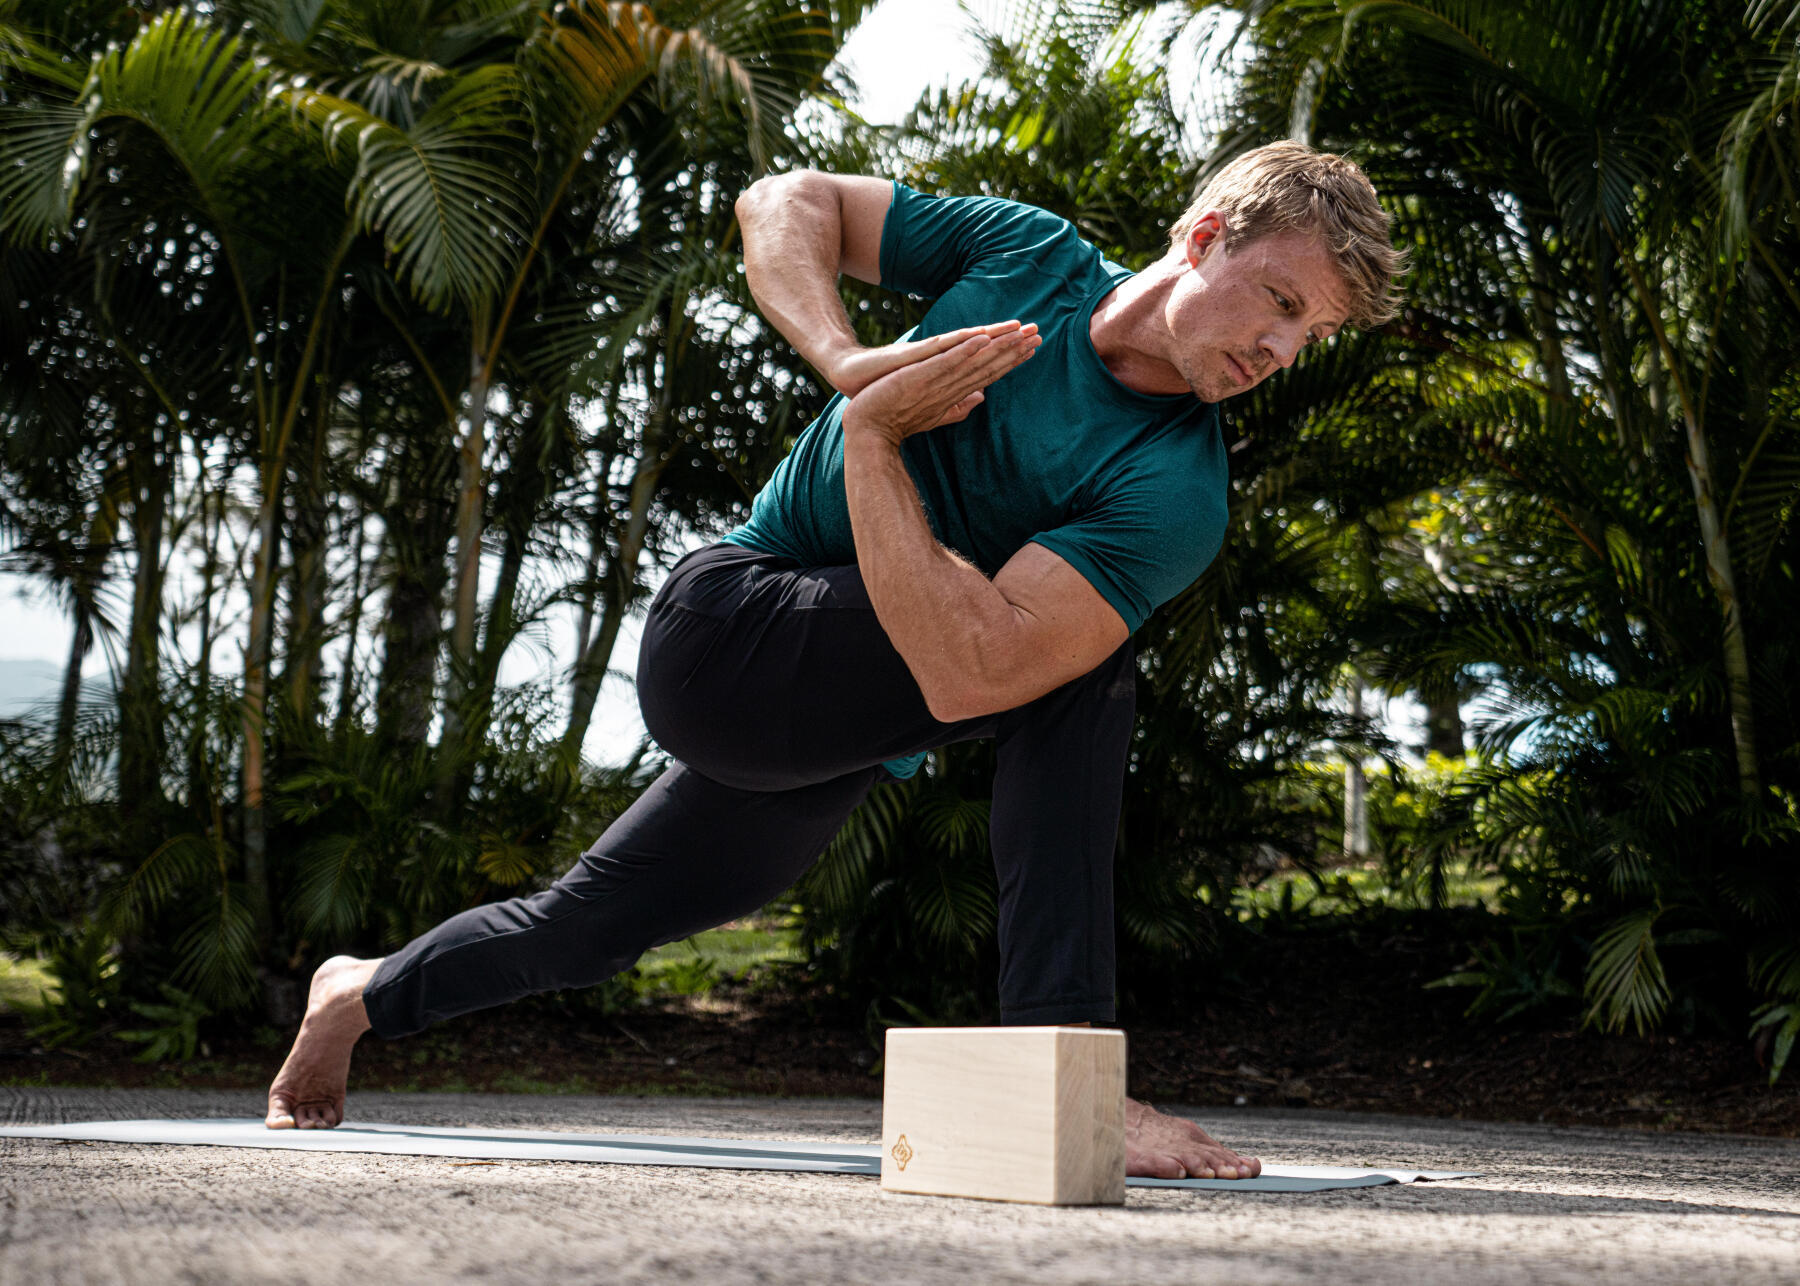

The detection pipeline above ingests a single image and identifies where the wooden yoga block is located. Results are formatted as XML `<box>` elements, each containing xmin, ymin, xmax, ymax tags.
<box><xmin>879</xmin><ymin>1025</ymin><xmax>1127</xmax><ymax>1205</ymax></box>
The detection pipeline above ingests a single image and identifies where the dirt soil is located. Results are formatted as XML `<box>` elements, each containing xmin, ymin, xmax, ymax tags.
<box><xmin>3</xmin><ymin>915</ymin><xmax>1796</xmax><ymax>1137</ymax></box>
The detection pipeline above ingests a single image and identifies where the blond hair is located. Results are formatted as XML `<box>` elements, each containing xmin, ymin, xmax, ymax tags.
<box><xmin>1170</xmin><ymin>141</ymin><xmax>1406</xmax><ymax>329</ymax></box>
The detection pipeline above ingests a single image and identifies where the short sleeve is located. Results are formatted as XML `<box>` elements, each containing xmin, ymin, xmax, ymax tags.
<box><xmin>1029</xmin><ymin>481</ymin><xmax>1228</xmax><ymax>634</ymax></box>
<box><xmin>879</xmin><ymin>182</ymin><xmax>1085</xmax><ymax>299</ymax></box>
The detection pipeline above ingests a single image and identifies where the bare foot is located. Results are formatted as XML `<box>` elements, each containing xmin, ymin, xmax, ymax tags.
<box><xmin>1125</xmin><ymin>1097</ymin><xmax>1261</xmax><ymax>1179</ymax></box>
<box><xmin>265</xmin><ymin>955</ymin><xmax>383</xmax><ymax>1130</ymax></box>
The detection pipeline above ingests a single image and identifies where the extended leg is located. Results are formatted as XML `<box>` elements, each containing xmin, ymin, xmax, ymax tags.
<box><xmin>361</xmin><ymin>762</ymin><xmax>877</xmax><ymax>1037</ymax></box>
<box><xmin>266</xmin><ymin>760</ymin><xmax>876</xmax><ymax>1127</ymax></box>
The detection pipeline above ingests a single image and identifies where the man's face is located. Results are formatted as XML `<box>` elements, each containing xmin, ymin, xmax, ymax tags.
<box><xmin>1162</xmin><ymin>213</ymin><xmax>1352</xmax><ymax>403</ymax></box>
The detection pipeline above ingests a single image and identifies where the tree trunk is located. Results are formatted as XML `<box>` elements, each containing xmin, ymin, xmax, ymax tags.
<box><xmin>473</xmin><ymin>402</ymin><xmax>549</xmax><ymax>717</ymax></box>
<box><xmin>562</xmin><ymin>573</ymin><xmax>629</xmax><ymax>762</ymax></box>
<box><xmin>476</xmin><ymin>515</ymin><xmax>527</xmax><ymax>702</ymax></box>
<box><xmin>54</xmin><ymin>602</ymin><xmax>91</xmax><ymax>766</ymax></box>
<box><xmin>375</xmin><ymin>468</ymin><xmax>451</xmax><ymax>749</ymax></box>
<box><xmin>241</xmin><ymin>462</ymin><xmax>285</xmax><ymax>962</ymax></box>
<box><xmin>1681</xmin><ymin>412</ymin><xmax>1761</xmax><ymax>796</ymax></box>
<box><xmin>332</xmin><ymin>489</ymin><xmax>369</xmax><ymax>742</ymax></box>
<box><xmin>119</xmin><ymin>435</ymin><xmax>169</xmax><ymax>821</ymax></box>
<box><xmin>1522</xmin><ymin>219</ymin><xmax>1571</xmax><ymax>403</ymax></box>
<box><xmin>566</xmin><ymin>463</ymin><xmax>615</xmax><ymax>712</ymax></box>
<box><xmin>284</xmin><ymin>384</ymin><xmax>334</xmax><ymax>730</ymax></box>
<box><xmin>561</xmin><ymin>453</ymin><xmax>665</xmax><ymax>759</ymax></box>
<box><xmin>443</xmin><ymin>335</ymin><xmax>491</xmax><ymax>759</ymax></box>
<box><xmin>1424</xmin><ymin>685</ymin><xmax>1465</xmax><ymax>759</ymax></box>
<box><xmin>1344</xmin><ymin>675</ymin><xmax>1370</xmax><ymax>861</ymax></box>
<box><xmin>187</xmin><ymin>472</ymin><xmax>222</xmax><ymax>815</ymax></box>
<box><xmin>1612</xmin><ymin>244</ymin><xmax>1761</xmax><ymax>796</ymax></box>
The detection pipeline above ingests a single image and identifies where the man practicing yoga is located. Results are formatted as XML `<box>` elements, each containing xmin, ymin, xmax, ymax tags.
<box><xmin>266</xmin><ymin>140</ymin><xmax>1401</xmax><ymax>1181</ymax></box>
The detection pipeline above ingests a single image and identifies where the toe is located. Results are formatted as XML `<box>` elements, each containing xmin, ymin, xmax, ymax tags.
<box><xmin>1130</xmin><ymin>1152</ymin><xmax>1189</xmax><ymax>1180</ymax></box>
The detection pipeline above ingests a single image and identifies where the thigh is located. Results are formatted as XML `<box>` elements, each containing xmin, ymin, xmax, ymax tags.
<box><xmin>638</xmin><ymin>545</ymin><xmax>976</xmax><ymax>791</ymax></box>
<box><xmin>556</xmin><ymin>759</ymin><xmax>883</xmax><ymax>948</ymax></box>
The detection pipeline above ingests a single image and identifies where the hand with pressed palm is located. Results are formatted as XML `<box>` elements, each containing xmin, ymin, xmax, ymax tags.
<box><xmin>828</xmin><ymin>319</ymin><xmax>1041</xmax><ymax>400</ymax></box>
<box><xmin>840</xmin><ymin>320</ymin><xmax>1041</xmax><ymax>446</ymax></box>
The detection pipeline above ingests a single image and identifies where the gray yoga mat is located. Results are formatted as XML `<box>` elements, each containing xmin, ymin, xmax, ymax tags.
<box><xmin>0</xmin><ymin>1118</ymin><xmax>1480</xmax><ymax>1192</ymax></box>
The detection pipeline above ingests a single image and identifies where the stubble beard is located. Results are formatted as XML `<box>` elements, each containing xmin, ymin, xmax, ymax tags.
<box><xmin>1174</xmin><ymin>349</ymin><xmax>1231</xmax><ymax>404</ymax></box>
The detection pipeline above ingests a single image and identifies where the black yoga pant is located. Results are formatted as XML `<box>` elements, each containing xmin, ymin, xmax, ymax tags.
<box><xmin>362</xmin><ymin>541</ymin><xmax>1136</xmax><ymax>1037</ymax></box>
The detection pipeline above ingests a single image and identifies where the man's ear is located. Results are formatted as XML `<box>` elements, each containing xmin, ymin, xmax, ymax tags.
<box><xmin>1186</xmin><ymin>210</ymin><xmax>1229</xmax><ymax>267</ymax></box>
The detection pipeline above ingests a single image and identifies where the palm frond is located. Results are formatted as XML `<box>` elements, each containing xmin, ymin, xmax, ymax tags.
<box><xmin>285</xmin><ymin>63</ymin><xmax>532</xmax><ymax>310</ymax></box>
<box><xmin>88</xmin><ymin>11</ymin><xmax>283</xmax><ymax>226</ymax></box>
<box><xmin>0</xmin><ymin>98</ymin><xmax>94</xmax><ymax>243</ymax></box>
<box><xmin>1583</xmin><ymin>906</ymin><xmax>1671</xmax><ymax>1035</ymax></box>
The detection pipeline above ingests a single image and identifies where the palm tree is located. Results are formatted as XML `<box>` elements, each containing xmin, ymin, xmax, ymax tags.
<box><xmin>1205</xmin><ymin>0</ymin><xmax>1800</xmax><ymax>1046</ymax></box>
<box><xmin>0</xmin><ymin>0</ymin><xmax>876</xmax><ymax>1018</ymax></box>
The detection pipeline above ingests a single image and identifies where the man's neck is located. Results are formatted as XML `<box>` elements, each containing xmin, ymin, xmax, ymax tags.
<box><xmin>1088</xmin><ymin>256</ymin><xmax>1190</xmax><ymax>397</ymax></box>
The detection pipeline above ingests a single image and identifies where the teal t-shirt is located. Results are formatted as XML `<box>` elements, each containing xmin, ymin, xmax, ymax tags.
<box><xmin>726</xmin><ymin>181</ymin><xmax>1228</xmax><ymax>635</ymax></box>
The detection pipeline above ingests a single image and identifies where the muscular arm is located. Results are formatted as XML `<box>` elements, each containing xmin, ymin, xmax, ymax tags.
<box><xmin>734</xmin><ymin>170</ymin><xmax>892</xmax><ymax>389</ymax></box>
<box><xmin>841</xmin><ymin>339</ymin><xmax>1130</xmax><ymax>723</ymax></box>
<box><xmin>735</xmin><ymin>171</ymin><xmax>1016</xmax><ymax>397</ymax></box>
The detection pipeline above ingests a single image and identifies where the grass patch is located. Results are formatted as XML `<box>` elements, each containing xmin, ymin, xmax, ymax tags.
<box><xmin>0</xmin><ymin>952</ymin><xmax>58</xmax><ymax>1016</ymax></box>
<box><xmin>633</xmin><ymin>918</ymin><xmax>803</xmax><ymax>995</ymax></box>
<box><xmin>485</xmin><ymin>1072</ymin><xmax>598</xmax><ymax>1095</ymax></box>
<box><xmin>1233</xmin><ymin>860</ymin><xmax>1502</xmax><ymax>918</ymax></box>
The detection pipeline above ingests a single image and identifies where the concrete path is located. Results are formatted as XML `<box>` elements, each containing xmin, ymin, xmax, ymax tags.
<box><xmin>3</xmin><ymin>1087</ymin><xmax>1796</xmax><ymax>1284</ymax></box>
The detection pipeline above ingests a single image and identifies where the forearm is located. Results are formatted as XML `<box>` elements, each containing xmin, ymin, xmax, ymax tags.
<box><xmin>735</xmin><ymin>173</ymin><xmax>863</xmax><ymax>385</ymax></box>
<box><xmin>842</xmin><ymin>432</ymin><xmax>1023</xmax><ymax>722</ymax></box>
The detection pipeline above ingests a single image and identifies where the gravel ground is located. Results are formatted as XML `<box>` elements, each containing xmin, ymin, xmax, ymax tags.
<box><xmin>3</xmin><ymin>1086</ymin><xmax>1797</xmax><ymax>1284</ymax></box>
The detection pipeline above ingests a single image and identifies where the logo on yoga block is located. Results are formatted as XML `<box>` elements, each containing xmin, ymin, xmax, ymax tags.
<box><xmin>890</xmin><ymin>1134</ymin><xmax>914</xmax><ymax>1171</ymax></box>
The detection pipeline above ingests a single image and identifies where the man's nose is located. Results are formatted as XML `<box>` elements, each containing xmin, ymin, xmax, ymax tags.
<box><xmin>1261</xmin><ymin>332</ymin><xmax>1301</xmax><ymax>369</ymax></box>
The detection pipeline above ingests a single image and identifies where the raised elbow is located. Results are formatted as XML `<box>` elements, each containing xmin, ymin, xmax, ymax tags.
<box><xmin>736</xmin><ymin>170</ymin><xmax>823</xmax><ymax>222</ymax></box>
<box><xmin>733</xmin><ymin>176</ymin><xmax>771</xmax><ymax>223</ymax></box>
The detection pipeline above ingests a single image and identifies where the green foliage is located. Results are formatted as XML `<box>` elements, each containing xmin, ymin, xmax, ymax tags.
<box><xmin>1426</xmin><ymin>925</ymin><xmax>1583</xmax><ymax>1025</ymax></box>
<box><xmin>116</xmin><ymin>984</ymin><xmax>210</xmax><ymax>1063</ymax></box>
<box><xmin>0</xmin><ymin>0</ymin><xmax>837</xmax><ymax>1018</ymax></box>
<box><xmin>789</xmin><ymin>746</ymin><xmax>1000</xmax><ymax>1022</ymax></box>
<box><xmin>644</xmin><ymin>952</ymin><xmax>722</xmax><ymax>997</ymax></box>
<box><xmin>25</xmin><ymin>923</ymin><xmax>123</xmax><ymax>1048</ymax></box>
<box><xmin>1211</xmin><ymin>0</ymin><xmax>1800</xmax><ymax>1066</ymax></box>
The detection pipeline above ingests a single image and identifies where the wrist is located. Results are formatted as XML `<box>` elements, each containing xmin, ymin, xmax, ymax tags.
<box><xmin>842</xmin><ymin>399</ymin><xmax>905</xmax><ymax>449</ymax></box>
<box><xmin>814</xmin><ymin>336</ymin><xmax>866</xmax><ymax>393</ymax></box>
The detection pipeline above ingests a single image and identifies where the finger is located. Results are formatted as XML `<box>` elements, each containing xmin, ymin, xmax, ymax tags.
<box><xmin>905</xmin><ymin>322</ymin><xmax>1024</xmax><ymax>364</ymax></box>
<box><xmin>938</xmin><ymin>320</ymin><xmax>1026</xmax><ymax>343</ymax></box>
<box><xmin>929</xmin><ymin>325</ymin><xmax>1037</xmax><ymax>366</ymax></box>
<box><xmin>952</xmin><ymin>334</ymin><xmax>1040</xmax><ymax>385</ymax></box>
<box><xmin>940</xmin><ymin>329</ymin><xmax>1038</xmax><ymax>373</ymax></box>
<box><xmin>882</xmin><ymin>331</ymin><xmax>1036</xmax><ymax>416</ymax></box>
<box><xmin>932</xmin><ymin>390</ymin><xmax>985</xmax><ymax>427</ymax></box>
<box><xmin>854</xmin><ymin>327</ymin><xmax>1008</xmax><ymax>387</ymax></box>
